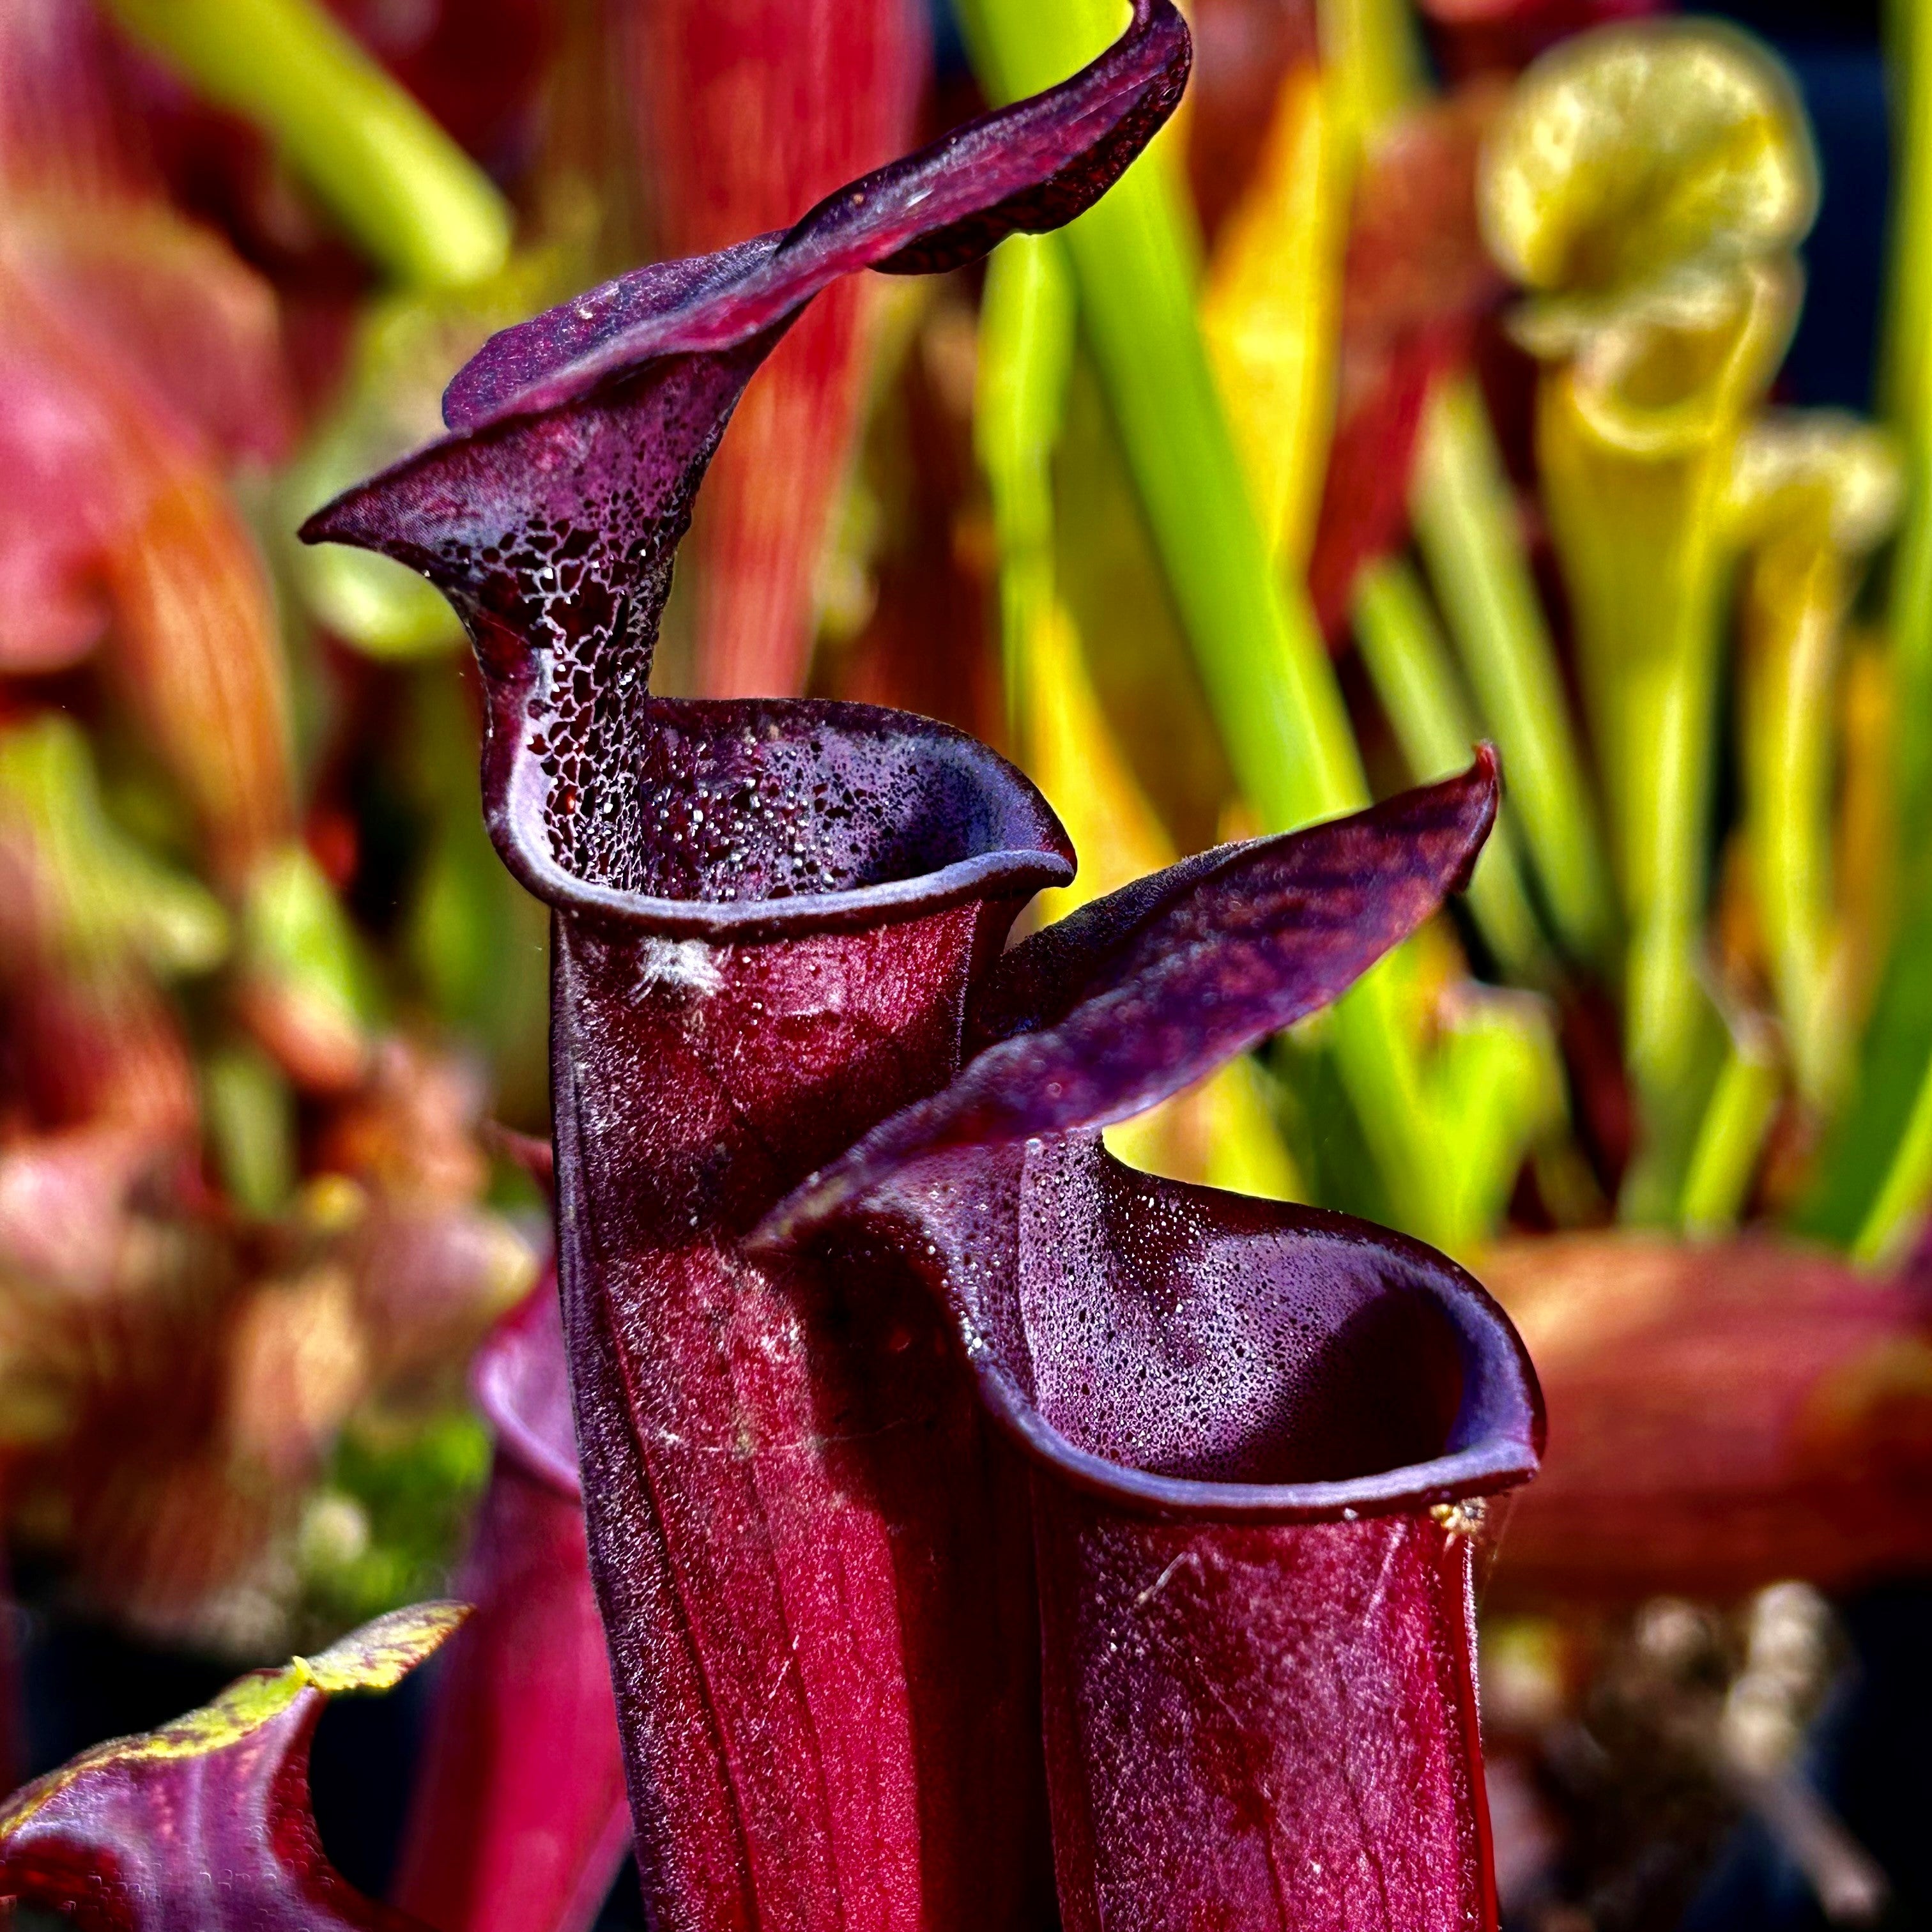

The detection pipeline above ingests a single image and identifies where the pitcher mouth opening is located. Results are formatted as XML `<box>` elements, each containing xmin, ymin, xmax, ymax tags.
<box><xmin>965</xmin><ymin>1149</ymin><xmax>1544</xmax><ymax>1526</ymax></box>
<box><xmin>490</xmin><ymin>695</ymin><xmax>1075</xmax><ymax>940</ymax></box>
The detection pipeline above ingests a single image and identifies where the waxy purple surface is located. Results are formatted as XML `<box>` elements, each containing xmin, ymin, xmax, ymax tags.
<box><xmin>1036</xmin><ymin>1506</ymin><xmax>1493</xmax><ymax>1931</ymax></box>
<box><xmin>394</xmin><ymin>1280</ymin><xmax>631</xmax><ymax>1932</ymax></box>
<box><xmin>298</xmin><ymin>2</ymin><xmax>1543</xmax><ymax>1922</ymax></box>
<box><xmin>855</xmin><ymin>1133</ymin><xmax>1541</xmax><ymax>1522</ymax></box>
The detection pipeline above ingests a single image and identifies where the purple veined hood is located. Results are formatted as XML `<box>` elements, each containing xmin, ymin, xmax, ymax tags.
<box><xmin>300</xmin><ymin>0</ymin><xmax>1191</xmax><ymax>943</ymax></box>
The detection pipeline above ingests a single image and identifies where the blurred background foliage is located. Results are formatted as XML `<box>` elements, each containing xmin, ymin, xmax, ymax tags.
<box><xmin>6</xmin><ymin>0</ymin><xmax>1932</xmax><ymax>1924</ymax></box>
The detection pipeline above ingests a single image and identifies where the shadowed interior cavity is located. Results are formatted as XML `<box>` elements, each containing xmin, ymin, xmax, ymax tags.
<box><xmin>547</xmin><ymin>699</ymin><xmax>1061</xmax><ymax>903</ymax></box>
<box><xmin>1014</xmin><ymin>1138</ymin><xmax>1467</xmax><ymax>1486</ymax></box>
